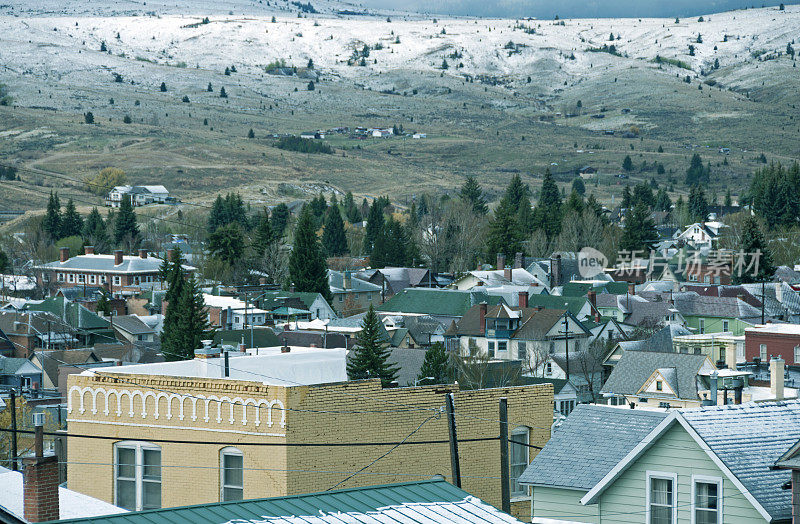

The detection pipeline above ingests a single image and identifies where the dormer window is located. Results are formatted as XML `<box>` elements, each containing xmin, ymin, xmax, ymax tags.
<box><xmin>656</xmin><ymin>381</ymin><xmax>663</xmax><ymax>391</ymax></box>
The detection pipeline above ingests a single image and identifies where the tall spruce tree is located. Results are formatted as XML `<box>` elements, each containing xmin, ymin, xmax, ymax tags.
<box><xmin>620</xmin><ymin>202</ymin><xmax>658</xmax><ymax>253</ymax></box>
<box><xmin>364</xmin><ymin>200</ymin><xmax>385</xmax><ymax>253</ymax></box>
<box><xmin>208</xmin><ymin>223</ymin><xmax>245</xmax><ymax>264</ymax></box>
<box><xmin>486</xmin><ymin>195</ymin><xmax>523</xmax><ymax>260</ymax></box>
<box><xmin>207</xmin><ymin>195</ymin><xmax>226</xmax><ymax>233</ymax></box>
<box><xmin>162</xmin><ymin>274</ymin><xmax>209</xmax><ymax>361</ymax></box>
<box><xmin>83</xmin><ymin>207</ymin><xmax>109</xmax><ymax>252</ymax></box>
<box><xmin>347</xmin><ymin>305</ymin><xmax>398</xmax><ymax>387</ymax></box>
<box><xmin>418</xmin><ymin>342</ymin><xmax>450</xmax><ymax>384</ymax></box>
<box><xmin>532</xmin><ymin>169</ymin><xmax>563</xmax><ymax>240</ymax></box>
<box><xmin>114</xmin><ymin>195</ymin><xmax>139</xmax><ymax>245</ymax></box>
<box><xmin>685</xmin><ymin>153</ymin><xmax>710</xmax><ymax>185</ymax></box>
<box><xmin>322</xmin><ymin>204</ymin><xmax>348</xmax><ymax>256</ymax></box>
<box><xmin>270</xmin><ymin>203</ymin><xmax>290</xmax><ymax>238</ymax></box>
<box><xmin>343</xmin><ymin>191</ymin><xmax>361</xmax><ymax>223</ymax></box>
<box><xmin>43</xmin><ymin>191</ymin><xmax>62</xmax><ymax>240</ymax></box>
<box><xmin>289</xmin><ymin>206</ymin><xmax>331</xmax><ymax>302</ymax></box>
<box><xmin>688</xmin><ymin>185</ymin><xmax>709</xmax><ymax>223</ymax></box>
<box><xmin>60</xmin><ymin>199</ymin><xmax>84</xmax><ymax>239</ymax></box>
<box><xmin>734</xmin><ymin>215</ymin><xmax>776</xmax><ymax>284</ymax></box>
<box><xmin>459</xmin><ymin>175</ymin><xmax>488</xmax><ymax>215</ymax></box>
<box><xmin>252</xmin><ymin>209</ymin><xmax>274</xmax><ymax>255</ymax></box>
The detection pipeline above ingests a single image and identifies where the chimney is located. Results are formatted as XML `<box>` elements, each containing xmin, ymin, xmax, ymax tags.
<box><xmin>83</xmin><ymin>246</ymin><xmax>95</xmax><ymax>255</ymax></box>
<box><xmin>281</xmin><ymin>344</ymin><xmax>291</xmax><ymax>353</ymax></box>
<box><xmin>23</xmin><ymin>413</ymin><xmax>59</xmax><ymax>523</ymax></box>
<box><xmin>549</xmin><ymin>254</ymin><xmax>561</xmax><ymax>289</ymax></box>
<box><xmin>518</xmin><ymin>291</ymin><xmax>528</xmax><ymax>309</ymax></box>
<box><xmin>195</xmin><ymin>341</ymin><xmax>221</xmax><ymax>377</ymax></box>
<box><xmin>259</xmin><ymin>277</ymin><xmax>267</xmax><ymax>286</ymax></box>
<box><xmin>496</xmin><ymin>253</ymin><xmax>506</xmax><ymax>271</ymax></box>
<box><xmin>166</xmin><ymin>249</ymin><xmax>175</xmax><ymax>262</ymax></box>
<box><xmin>709</xmin><ymin>370</ymin><xmax>718</xmax><ymax>405</ymax></box>
<box><xmin>344</xmin><ymin>271</ymin><xmax>352</xmax><ymax>290</ymax></box>
<box><xmin>139</xmin><ymin>249</ymin><xmax>147</xmax><ymax>259</ymax></box>
<box><xmin>514</xmin><ymin>252</ymin><xmax>523</xmax><ymax>269</ymax></box>
<box><xmin>59</xmin><ymin>247</ymin><xmax>69</xmax><ymax>263</ymax></box>
<box><xmin>628</xmin><ymin>282</ymin><xmax>636</xmax><ymax>296</ymax></box>
<box><xmin>771</xmin><ymin>356</ymin><xmax>785</xmax><ymax>400</ymax></box>
<box><xmin>504</xmin><ymin>266</ymin><xmax>512</xmax><ymax>281</ymax></box>
<box><xmin>479</xmin><ymin>302</ymin><xmax>487</xmax><ymax>335</ymax></box>
<box><xmin>113</xmin><ymin>250</ymin><xmax>123</xmax><ymax>266</ymax></box>
<box><xmin>725</xmin><ymin>344</ymin><xmax>736</xmax><ymax>370</ymax></box>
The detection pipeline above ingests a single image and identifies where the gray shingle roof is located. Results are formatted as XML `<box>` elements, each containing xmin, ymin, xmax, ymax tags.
<box><xmin>681</xmin><ymin>401</ymin><xmax>800</xmax><ymax>521</ymax></box>
<box><xmin>328</xmin><ymin>270</ymin><xmax>382</xmax><ymax>293</ymax></box>
<box><xmin>518</xmin><ymin>404</ymin><xmax>667</xmax><ymax>490</ymax></box>
<box><xmin>112</xmin><ymin>315</ymin><xmax>155</xmax><ymax>336</ymax></box>
<box><xmin>601</xmin><ymin>351</ymin><xmax>710</xmax><ymax>400</ymax></box>
<box><xmin>38</xmin><ymin>254</ymin><xmax>193</xmax><ymax>274</ymax></box>
<box><xmin>672</xmin><ymin>291</ymin><xmax>763</xmax><ymax>320</ymax></box>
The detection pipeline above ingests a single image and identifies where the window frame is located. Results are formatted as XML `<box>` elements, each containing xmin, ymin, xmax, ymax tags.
<box><xmin>646</xmin><ymin>470</ymin><xmax>678</xmax><ymax>524</ymax></box>
<box><xmin>691</xmin><ymin>474</ymin><xmax>723</xmax><ymax>524</ymax></box>
<box><xmin>795</xmin><ymin>345</ymin><xmax>800</xmax><ymax>365</ymax></box>
<box><xmin>760</xmin><ymin>344</ymin><xmax>767</xmax><ymax>362</ymax></box>
<box><xmin>220</xmin><ymin>447</ymin><xmax>244</xmax><ymax>502</ymax></box>
<box><xmin>698</xmin><ymin>319</ymin><xmax>705</xmax><ymax>334</ymax></box>
<box><xmin>517</xmin><ymin>341</ymin><xmax>527</xmax><ymax>361</ymax></box>
<box><xmin>114</xmin><ymin>441</ymin><xmax>162</xmax><ymax>512</ymax></box>
<box><xmin>508</xmin><ymin>426</ymin><xmax>530</xmax><ymax>500</ymax></box>
<box><xmin>722</xmin><ymin>320</ymin><xmax>729</xmax><ymax>332</ymax></box>
<box><xmin>487</xmin><ymin>341</ymin><xmax>495</xmax><ymax>358</ymax></box>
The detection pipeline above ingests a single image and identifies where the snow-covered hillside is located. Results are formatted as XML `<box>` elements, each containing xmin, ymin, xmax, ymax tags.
<box><xmin>0</xmin><ymin>4</ymin><xmax>797</xmax><ymax>99</ymax></box>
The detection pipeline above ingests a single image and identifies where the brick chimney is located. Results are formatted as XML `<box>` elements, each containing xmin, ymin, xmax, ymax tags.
<box><xmin>83</xmin><ymin>246</ymin><xmax>94</xmax><ymax>255</ymax></box>
<box><xmin>514</xmin><ymin>252</ymin><xmax>523</xmax><ymax>269</ymax></box>
<box><xmin>504</xmin><ymin>267</ymin><xmax>512</xmax><ymax>281</ymax></box>
<box><xmin>139</xmin><ymin>249</ymin><xmax>147</xmax><ymax>259</ymax></box>
<box><xmin>113</xmin><ymin>250</ymin><xmax>123</xmax><ymax>266</ymax></box>
<box><xmin>479</xmin><ymin>302</ymin><xmax>487</xmax><ymax>335</ymax></box>
<box><xmin>23</xmin><ymin>413</ymin><xmax>59</xmax><ymax>523</ymax></box>
<box><xmin>496</xmin><ymin>253</ymin><xmax>506</xmax><ymax>271</ymax></box>
<box><xmin>518</xmin><ymin>291</ymin><xmax>528</xmax><ymax>309</ymax></box>
<box><xmin>59</xmin><ymin>247</ymin><xmax>69</xmax><ymax>263</ymax></box>
<box><xmin>343</xmin><ymin>271</ymin><xmax>352</xmax><ymax>290</ymax></box>
<box><xmin>588</xmin><ymin>290</ymin><xmax>599</xmax><ymax>322</ymax></box>
<box><xmin>771</xmin><ymin>356</ymin><xmax>785</xmax><ymax>400</ymax></box>
<box><xmin>166</xmin><ymin>248</ymin><xmax>175</xmax><ymax>262</ymax></box>
<box><xmin>628</xmin><ymin>282</ymin><xmax>636</xmax><ymax>296</ymax></box>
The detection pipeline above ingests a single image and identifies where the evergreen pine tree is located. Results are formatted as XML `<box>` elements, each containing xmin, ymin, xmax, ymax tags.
<box><xmin>459</xmin><ymin>175</ymin><xmax>488</xmax><ymax>215</ymax></box>
<box><xmin>60</xmin><ymin>199</ymin><xmax>84</xmax><ymax>239</ymax></box>
<box><xmin>418</xmin><ymin>342</ymin><xmax>450</xmax><ymax>384</ymax></box>
<box><xmin>724</xmin><ymin>189</ymin><xmax>733</xmax><ymax>208</ymax></box>
<box><xmin>688</xmin><ymin>185</ymin><xmax>709</xmax><ymax>222</ymax></box>
<box><xmin>270</xmin><ymin>203</ymin><xmax>290</xmax><ymax>238</ymax></box>
<box><xmin>83</xmin><ymin>207</ymin><xmax>109</xmax><ymax>252</ymax></box>
<box><xmin>253</xmin><ymin>209</ymin><xmax>274</xmax><ymax>254</ymax></box>
<box><xmin>622</xmin><ymin>155</ymin><xmax>634</xmax><ymax>172</ymax></box>
<box><xmin>289</xmin><ymin>206</ymin><xmax>331</xmax><ymax>302</ymax></box>
<box><xmin>620</xmin><ymin>202</ymin><xmax>658</xmax><ymax>253</ymax></box>
<box><xmin>685</xmin><ymin>153</ymin><xmax>710</xmax><ymax>185</ymax></box>
<box><xmin>0</xmin><ymin>249</ymin><xmax>8</xmax><ymax>274</ymax></box>
<box><xmin>486</xmin><ymin>196</ymin><xmax>523</xmax><ymax>259</ymax></box>
<box><xmin>622</xmin><ymin>185</ymin><xmax>633</xmax><ymax>209</ymax></box>
<box><xmin>734</xmin><ymin>216</ymin><xmax>776</xmax><ymax>284</ymax></box>
<box><xmin>571</xmin><ymin>177</ymin><xmax>586</xmax><ymax>195</ymax></box>
<box><xmin>532</xmin><ymin>169</ymin><xmax>563</xmax><ymax>240</ymax></box>
<box><xmin>96</xmin><ymin>287</ymin><xmax>111</xmax><ymax>316</ymax></box>
<box><xmin>114</xmin><ymin>195</ymin><xmax>139</xmax><ymax>245</ymax></box>
<box><xmin>347</xmin><ymin>305</ymin><xmax>398</xmax><ymax>386</ymax></box>
<box><xmin>343</xmin><ymin>191</ymin><xmax>361</xmax><ymax>223</ymax></box>
<box><xmin>43</xmin><ymin>191</ymin><xmax>62</xmax><ymax>240</ymax></box>
<box><xmin>208</xmin><ymin>223</ymin><xmax>245</xmax><ymax>264</ymax></box>
<box><xmin>322</xmin><ymin>204</ymin><xmax>348</xmax><ymax>256</ymax></box>
<box><xmin>365</xmin><ymin>200</ymin><xmax>385</xmax><ymax>252</ymax></box>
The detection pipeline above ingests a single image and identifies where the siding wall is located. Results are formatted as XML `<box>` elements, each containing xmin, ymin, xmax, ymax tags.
<box><xmin>598</xmin><ymin>424</ymin><xmax>765</xmax><ymax>523</ymax></box>
<box><xmin>532</xmin><ymin>487</ymin><xmax>599</xmax><ymax>523</ymax></box>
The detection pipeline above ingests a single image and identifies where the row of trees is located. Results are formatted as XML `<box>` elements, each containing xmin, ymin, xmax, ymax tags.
<box><xmin>42</xmin><ymin>192</ymin><xmax>139</xmax><ymax>250</ymax></box>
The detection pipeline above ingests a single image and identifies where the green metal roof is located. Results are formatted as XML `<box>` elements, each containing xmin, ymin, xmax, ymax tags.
<box><xmin>212</xmin><ymin>329</ymin><xmax>281</xmax><ymax>348</ymax></box>
<box><xmin>256</xmin><ymin>291</ymin><xmax>323</xmax><ymax>310</ymax></box>
<box><xmin>27</xmin><ymin>296</ymin><xmax>110</xmax><ymax>330</ymax></box>
<box><xmin>52</xmin><ymin>480</ymin><xmax>523</xmax><ymax>523</ymax></box>
<box><xmin>271</xmin><ymin>306</ymin><xmax>311</xmax><ymax>316</ymax></box>
<box><xmin>561</xmin><ymin>281</ymin><xmax>629</xmax><ymax>298</ymax></box>
<box><xmin>526</xmin><ymin>294</ymin><xmax>589</xmax><ymax>316</ymax></box>
<box><xmin>377</xmin><ymin>289</ymin><xmax>504</xmax><ymax>317</ymax></box>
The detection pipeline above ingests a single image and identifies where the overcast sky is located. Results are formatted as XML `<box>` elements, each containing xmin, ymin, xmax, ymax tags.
<box><xmin>358</xmin><ymin>0</ymin><xmax>794</xmax><ymax>18</ymax></box>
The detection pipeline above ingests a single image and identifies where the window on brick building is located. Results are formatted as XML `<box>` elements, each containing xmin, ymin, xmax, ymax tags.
<box><xmin>760</xmin><ymin>344</ymin><xmax>767</xmax><ymax>362</ymax></box>
<box><xmin>220</xmin><ymin>447</ymin><xmax>243</xmax><ymax>501</ymax></box>
<box><xmin>795</xmin><ymin>346</ymin><xmax>800</xmax><ymax>365</ymax></box>
<box><xmin>509</xmin><ymin>427</ymin><xmax>530</xmax><ymax>498</ymax></box>
<box><xmin>115</xmin><ymin>442</ymin><xmax>161</xmax><ymax>511</ymax></box>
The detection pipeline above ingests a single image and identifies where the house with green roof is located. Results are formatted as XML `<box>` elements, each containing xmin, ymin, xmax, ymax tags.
<box><xmin>526</xmin><ymin>294</ymin><xmax>599</xmax><ymax>321</ymax></box>
<box><xmin>26</xmin><ymin>296</ymin><xmax>114</xmax><ymax>347</ymax></box>
<box><xmin>377</xmin><ymin>288</ymin><xmax>505</xmax><ymax>322</ymax></box>
<box><xmin>52</xmin><ymin>479</ymin><xmax>524</xmax><ymax>524</ymax></box>
<box><xmin>254</xmin><ymin>291</ymin><xmax>336</xmax><ymax>321</ymax></box>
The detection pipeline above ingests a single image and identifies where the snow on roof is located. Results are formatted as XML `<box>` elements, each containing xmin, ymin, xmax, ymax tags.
<box><xmin>92</xmin><ymin>348</ymin><xmax>347</xmax><ymax>386</ymax></box>
<box><xmin>0</xmin><ymin>467</ymin><xmax>127</xmax><ymax>521</ymax></box>
<box><xmin>203</xmin><ymin>294</ymin><xmax>268</xmax><ymax>314</ymax></box>
<box><xmin>746</xmin><ymin>324</ymin><xmax>800</xmax><ymax>336</ymax></box>
<box><xmin>0</xmin><ymin>274</ymin><xmax>36</xmax><ymax>291</ymax></box>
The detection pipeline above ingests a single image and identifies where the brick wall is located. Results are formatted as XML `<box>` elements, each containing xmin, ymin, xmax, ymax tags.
<box><xmin>66</xmin><ymin>373</ymin><xmax>552</xmax><ymax>519</ymax></box>
<box><xmin>23</xmin><ymin>455</ymin><xmax>60</xmax><ymax>523</ymax></box>
<box><xmin>745</xmin><ymin>331</ymin><xmax>800</xmax><ymax>364</ymax></box>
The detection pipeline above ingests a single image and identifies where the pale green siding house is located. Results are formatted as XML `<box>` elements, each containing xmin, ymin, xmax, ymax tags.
<box><xmin>672</xmin><ymin>292</ymin><xmax>762</xmax><ymax>335</ymax></box>
<box><xmin>520</xmin><ymin>401</ymin><xmax>800</xmax><ymax>523</ymax></box>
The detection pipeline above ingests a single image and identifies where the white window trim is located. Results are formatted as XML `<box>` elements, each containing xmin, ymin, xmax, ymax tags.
<box><xmin>114</xmin><ymin>441</ymin><xmax>161</xmax><ymax>511</ymax></box>
<box><xmin>509</xmin><ymin>426</ymin><xmax>530</xmax><ymax>501</ymax></box>
<box><xmin>691</xmin><ymin>474</ymin><xmax>723</xmax><ymax>524</ymax></box>
<box><xmin>646</xmin><ymin>470</ymin><xmax>678</xmax><ymax>524</ymax></box>
<box><xmin>220</xmin><ymin>446</ymin><xmax>243</xmax><ymax>502</ymax></box>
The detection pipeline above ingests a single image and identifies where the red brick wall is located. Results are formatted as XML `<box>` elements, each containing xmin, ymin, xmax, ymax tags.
<box><xmin>745</xmin><ymin>331</ymin><xmax>800</xmax><ymax>365</ymax></box>
<box><xmin>23</xmin><ymin>455</ymin><xmax>60</xmax><ymax>523</ymax></box>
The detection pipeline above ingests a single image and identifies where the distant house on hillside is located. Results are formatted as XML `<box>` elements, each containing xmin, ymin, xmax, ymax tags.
<box><xmin>106</xmin><ymin>185</ymin><xmax>169</xmax><ymax>208</ymax></box>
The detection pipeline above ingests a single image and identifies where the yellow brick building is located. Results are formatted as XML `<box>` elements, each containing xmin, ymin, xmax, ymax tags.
<box><xmin>65</xmin><ymin>351</ymin><xmax>553</xmax><ymax>519</ymax></box>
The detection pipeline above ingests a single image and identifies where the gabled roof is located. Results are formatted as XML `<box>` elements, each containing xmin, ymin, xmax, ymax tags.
<box><xmin>600</xmin><ymin>351</ymin><xmax>712</xmax><ymax>400</ymax></box>
<box><xmin>256</xmin><ymin>291</ymin><xmax>326</xmax><ymax>311</ymax></box>
<box><xmin>0</xmin><ymin>355</ymin><xmax>40</xmax><ymax>375</ymax></box>
<box><xmin>672</xmin><ymin>291</ymin><xmax>764</xmax><ymax>320</ymax></box>
<box><xmin>518</xmin><ymin>405</ymin><xmax>667</xmax><ymax>490</ymax></box>
<box><xmin>328</xmin><ymin>270</ymin><xmax>382</xmax><ymax>293</ymax></box>
<box><xmin>581</xmin><ymin>401</ymin><xmax>800</xmax><ymax>522</ymax></box>
<box><xmin>377</xmin><ymin>289</ymin><xmax>504</xmax><ymax>317</ymax></box>
<box><xmin>402</xmin><ymin>315</ymin><xmax>445</xmax><ymax>346</ymax></box>
<box><xmin>513</xmin><ymin>308</ymin><xmax>572</xmax><ymax>340</ymax></box>
<box><xmin>525</xmin><ymin>294</ymin><xmax>592</xmax><ymax>317</ymax></box>
<box><xmin>51</xmin><ymin>479</ymin><xmax>522</xmax><ymax>524</ymax></box>
<box><xmin>27</xmin><ymin>296</ymin><xmax>110</xmax><ymax>330</ymax></box>
<box><xmin>35</xmin><ymin>349</ymin><xmax>99</xmax><ymax>387</ymax></box>
<box><xmin>112</xmin><ymin>315</ymin><xmax>155</xmax><ymax>336</ymax></box>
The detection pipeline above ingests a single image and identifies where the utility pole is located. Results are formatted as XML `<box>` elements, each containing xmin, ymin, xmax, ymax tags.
<box><xmin>761</xmin><ymin>279</ymin><xmax>766</xmax><ymax>325</ymax></box>
<box><xmin>561</xmin><ymin>313</ymin><xmax>570</xmax><ymax>382</ymax></box>
<box><xmin>445</xmin><ymin>393</ymin><xmax>461</xmax><ymax>488</ymax></box>
<box><xmin>499</xmin><ymin>397</ymin><xmax>510</xmax><ymax>514</ymax></box>
<box><xmin>10</xmin><ymin>390</ymin><xmax>18</xmax><ymax>471</ymax></box>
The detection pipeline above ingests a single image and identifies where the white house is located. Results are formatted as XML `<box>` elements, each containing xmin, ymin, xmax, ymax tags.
<box><xmin>673</xmin><ymin>221</ymin><xmax>728</xmax><ymax>250</ymax></box>
<box><xmin>106</xmin><ymin>185</ymin><xmax>170</xmax><ymax>208</ymax></box>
